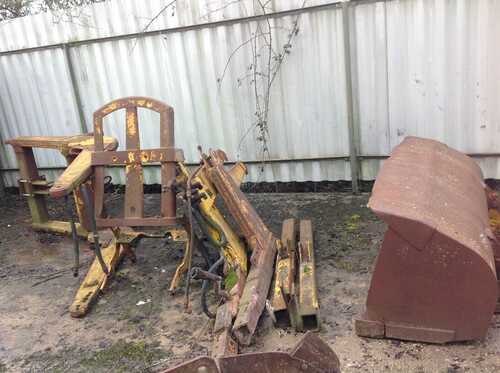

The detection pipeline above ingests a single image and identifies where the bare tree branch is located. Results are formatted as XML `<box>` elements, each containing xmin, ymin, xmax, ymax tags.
<box><xmin>214</xmin><ymin>0</ymin><xmax>306</xmax><ymax>162</ymax></box>
<box><xmin>217</xmin><ymin>31</ymin><xmax>271</xmax><ymax>87</ymax></box>
<box><xmin>129</xmin><ymin>0</ymin><xmax>177</xmax><ymax>54</ymax></box>
<box><xmin>140</xmin><ymin>0</ymin><xmax>177</xmax><ymax>34</ymax></box>
<box><xmin>200</xmin><ymin>0</ymin><xmax>242</xmax><ymax>21</ymax></box>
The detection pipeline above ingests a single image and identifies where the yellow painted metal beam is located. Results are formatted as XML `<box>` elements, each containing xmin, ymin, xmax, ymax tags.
<box><xmin>69</xmin><ymin>239</ymin><xmax>124</xmax><ymax>317</ymax></box>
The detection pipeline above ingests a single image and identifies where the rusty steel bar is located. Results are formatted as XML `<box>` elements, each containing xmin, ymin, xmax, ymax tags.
<box><xmin>271</xmin><ymin>218</ymin><xmax>297</xmax><ymax>326</ymax></box>
<box><xmin>297</xmin><ymin>219</ymin><xmax>320</xmax><ymax>331</ymax></box>
<box><xmin>212</xmin><ymin>302</ymin><xmax>238</xmax><ymax>359</ymax></box>
<box><xmin>205</xmin><ymin>150</ymin><xmax>277</xmax><ymax>346</ymax></box>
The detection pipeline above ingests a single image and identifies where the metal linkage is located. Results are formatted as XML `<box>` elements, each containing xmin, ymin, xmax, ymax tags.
<box><xmin>65</xmin><ymin>195</ymin><xmax>80</xmax><ymax>277</ymax></box>
<box><xmin>81</xmin><ymin>185</ymin><xmax>108</xmax><ymax>276</ymax></box>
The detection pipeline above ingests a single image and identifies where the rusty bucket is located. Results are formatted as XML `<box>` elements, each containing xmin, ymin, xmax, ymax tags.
<box><xmin>162</xmin><ymin>332</ymin><xmax>341</xmax><ymax>373</ymax></box>
<box><xmin>355</xmin><ymin>136</ymin><xmax>498</xmax><ymax>343</ymax></box>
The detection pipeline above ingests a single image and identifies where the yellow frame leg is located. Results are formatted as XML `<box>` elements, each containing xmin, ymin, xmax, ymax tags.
<box><xmin>69</xmin><ymin>239</ymin><xmax>125</xmax><ymax>317</ymax></box>
<box><xmin>169</xmin><ymin>239</ymin><xmax>191</xmax><ymax>293</ymax></box>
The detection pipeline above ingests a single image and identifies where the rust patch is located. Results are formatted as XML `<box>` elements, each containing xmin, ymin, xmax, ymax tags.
<box><xmin>204</xmin><ymin>150</ymin><xmax>277</xmax><ymax>346</ymax></box>
<box><xmin>91</xmin><ymin>97</ymin><xmax>180</xmax><ymax>225</ymax></box>
<box><xmin>163</xmin><ymin>332</ymin><xmax>340</xmax><ymax>373</ymax></box>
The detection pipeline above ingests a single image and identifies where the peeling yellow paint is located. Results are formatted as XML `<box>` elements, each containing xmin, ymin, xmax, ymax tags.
<box><xmin>102</xmin><ymin>102</ymin><xmax>118</xmax><ymax>114</ymax></box>
<box><xmin>68</xmin><ymin>138</ymin><xmax>94</xmax><ymax>147</ymax></box>
<box><xmin>67</xmin><ymin>136</ymin><xmax>117</xmax><ymax>151</ymax></box>
<box><xmin>126</xmin><ymin>110</ymin><xmax>137</xmax><ymax>137</ymax></box>
<box><xmin>70</xmin><ymin>240</ymin><xmax>124</xmax><ymax>317</ymax></box>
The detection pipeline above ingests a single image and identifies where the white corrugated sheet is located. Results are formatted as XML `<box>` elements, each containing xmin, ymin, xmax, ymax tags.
<box><xmin>1</xmin><ymin>0</ymin><xmax>500</xmax><ymax>186</ymax></box>
<box><xmin>0</xmin><ymin>48</ymin><xmax>83</xmax><ymax>173</ymax></box>
<box><xmin>0</xmin><ymin>0</ymin><xmax>338</xmax><ymax>52</ymax></box>
<box><xmin>354</xmin><ymin>0</ymin><xmax>500</xmax><ymax>179</ymax></box>
<box><xmin>0</xmin><ymin>0</ymin><xmax>350</xmax><ymax>185</ymax></box>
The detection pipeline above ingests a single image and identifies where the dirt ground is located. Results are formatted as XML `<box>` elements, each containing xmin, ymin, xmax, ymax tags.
<box><xmin>0</xmin><ymin>192</ymin><xmax>499</xmax><ymax>373</ymax></box>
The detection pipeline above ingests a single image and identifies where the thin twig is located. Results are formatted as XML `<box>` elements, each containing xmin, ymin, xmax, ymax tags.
<box><xmin>237</xmin><ymin>120</ymin><xmax>258</xmax><ymax>158</ymax></box>
<box><xmin>31</xmin><ymin>273</ymin><xmax>64</xmax><ymax>287</ymax></box>
<box><xmin>143</xmin><ymin>357</ymin><xmax>170</xmax><ymax>371</ymax></box>
<box><xmin>200</xmin><ymin>0</ymin><xmax>242</xmax><ymax>21</ymax></box>
<box><xmin>219</xmin><ymin>0</ymin><xmax>306</xmax><ymax>161</ymax></box>
<box><xmin>217</xmin><ymin>32</ymin><xmax>271</xmax><ymax>87</ymax></box>
<box><xmin>32</xmin><ymin>258</ymin><xmax>93</xmax><ymax>280</ymax></box>
<box><xmin>130</xmin><ymin>0</ymin><xmax>178</xmax><ymax>53</ymax></box>
<box><xmin>194</xmin><ymin>318</ymin><xmax>212</xmax><ymax>340</ymax></box>
<box><xmin>141</xmin><ymin>0</ymin><xmax>178</xmax><ymax>35</ymax></box>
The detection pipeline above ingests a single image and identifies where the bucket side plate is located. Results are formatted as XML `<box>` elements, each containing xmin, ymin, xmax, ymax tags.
<box><xmin>357</xmin><ymin>136</ymin><xmax>497</xmax><ymax>343</ymax></box>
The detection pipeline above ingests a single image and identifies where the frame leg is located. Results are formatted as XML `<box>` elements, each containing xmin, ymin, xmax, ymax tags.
<box><xmin>169</xmin><ymin>239</ymin><xmax>191</xmax><ymax>293</ymax></box>
<box><xmin>69</xmin><ymin>239</ymin><xmax>125</xmax><ymax>317</ymax></box>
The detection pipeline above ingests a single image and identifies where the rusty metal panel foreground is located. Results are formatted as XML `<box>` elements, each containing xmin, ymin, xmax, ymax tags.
<box><xmin>162</xmin><ymin>331</ymin><xmax>341</xmax><ymax>373</ymax></box>
<box><xmin>356</xmin><ymin>136</ymin><xmax>498</xmax><ymax>343</ymax></box>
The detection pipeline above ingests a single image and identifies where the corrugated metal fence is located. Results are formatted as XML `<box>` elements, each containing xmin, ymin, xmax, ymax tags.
<box><xmin>1</xmin><ymin>0</ymin><xmax>500</xmax><ymax>188</ymax></box>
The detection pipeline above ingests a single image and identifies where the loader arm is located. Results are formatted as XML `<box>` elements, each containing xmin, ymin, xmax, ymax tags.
<box><xmin>49</xmin><ymin>150</ymin><xmax>93</xmax><ymax>198</ymax></box>
<box><xmin>171</xmin><ymin>162</ymin><xmax>248</xmax><ymax>298</ymax></box>
<box><xmin>49</xmin><ymin>135</ymin><xmax>118</xmax><ymax>198</ymax></box>
<box><xmin>202</xmin><ymin>150</ymin><xmax>279</xmax><ymax>346</ymax></box>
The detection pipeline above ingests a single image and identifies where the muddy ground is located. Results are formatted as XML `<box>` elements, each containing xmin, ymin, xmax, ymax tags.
<box><xmin>0</xmin><ymin>192</ymin><xmax>499</xmax><ymax>373</ymax></box>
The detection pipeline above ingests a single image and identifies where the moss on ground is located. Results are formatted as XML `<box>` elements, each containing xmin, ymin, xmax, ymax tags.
<box><xmin>20</xmin><ymin>340</ymin><xmax>167</xmax><ymax>373</ymax></box>
<box><xmin>78</xmin><ymin>340</ymin><xmax>163</xmax><ymax>372</ymax></box>
<box><xmin>327</xmin><ymin>206</ymin><xmax>381</xmax><ymax>273</ymax></box>
<box><xmin>345</xmin><ymin>213</ymin><xmax>362</xmax><ymax>231</ymax></box>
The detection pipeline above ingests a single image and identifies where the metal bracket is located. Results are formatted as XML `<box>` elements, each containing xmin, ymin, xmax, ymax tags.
<box><xmin>18</xmin><ymin>176</ymin><xmax>52</xmax><ymax>197</ymax></box>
